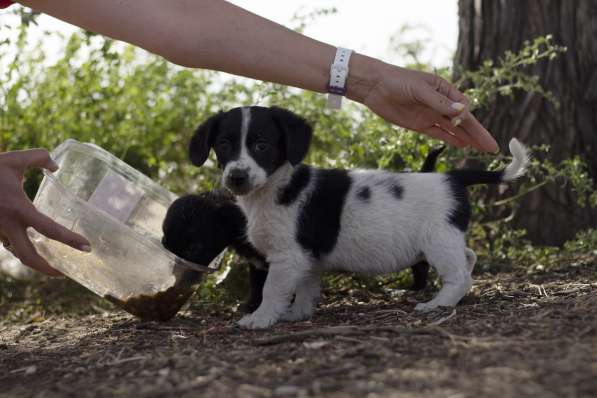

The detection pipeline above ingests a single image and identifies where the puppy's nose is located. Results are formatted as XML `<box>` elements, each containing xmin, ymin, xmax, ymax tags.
<box><xmin>227</xmin><ymin>168</ymin><xmax>249</xmax><ymax>187</ymax></box>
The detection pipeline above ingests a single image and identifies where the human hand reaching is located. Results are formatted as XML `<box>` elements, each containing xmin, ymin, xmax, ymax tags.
<box><xmin>0</xmin><ymin>149</ymin><xmax>91</xmax><ymax>276</ymax></box>
<box><xmin>348</xmin><ymin>58</ymin><xmax>498</xmax><ymax>153</ymax></box>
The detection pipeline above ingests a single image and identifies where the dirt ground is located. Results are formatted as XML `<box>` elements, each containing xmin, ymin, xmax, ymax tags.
<box><xmin>1</xmin><ymin>260</ymin><xmax>596</xmax><ymax>398</ymax></box>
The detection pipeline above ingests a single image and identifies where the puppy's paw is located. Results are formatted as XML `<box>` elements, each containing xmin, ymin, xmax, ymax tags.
<box><xmin>237</xmin><ymin>312</ymin><xmax>278</xmax><ymax>329</ymax></box>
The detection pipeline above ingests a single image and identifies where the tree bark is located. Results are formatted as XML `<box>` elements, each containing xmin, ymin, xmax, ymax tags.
<box><xmin>455</xmin><ymin>0</ymin><xmax>597</xmax><ymax>245</ymax></box>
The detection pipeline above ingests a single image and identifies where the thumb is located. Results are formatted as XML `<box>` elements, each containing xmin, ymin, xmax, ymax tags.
<box><xmin>26</xmin><ymin>208</ymin><xmax>92</xmax><ymax>253</ymax></box>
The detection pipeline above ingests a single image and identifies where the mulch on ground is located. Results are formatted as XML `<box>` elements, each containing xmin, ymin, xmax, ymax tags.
<box><xmin>1</xmin><ymin>262</ymin><xmax>596</xmax><ymax>398</ymax></box>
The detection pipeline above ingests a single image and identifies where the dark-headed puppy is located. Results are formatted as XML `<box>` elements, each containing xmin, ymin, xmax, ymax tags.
<box><xmin>161</xmin><ymin>190</ymin><xmax>268</xmax><ymax>313</ymax></box>
<box><xmin>190</xmin><ymin>106</ymin><xmax>528</xmax><ymax>329</ymax></box>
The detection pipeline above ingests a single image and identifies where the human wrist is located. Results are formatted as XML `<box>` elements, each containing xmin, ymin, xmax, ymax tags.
<box><xmin>344</xmin><ymin>53</ymin><xmax>385</xmax><ymax>104</ymax></box>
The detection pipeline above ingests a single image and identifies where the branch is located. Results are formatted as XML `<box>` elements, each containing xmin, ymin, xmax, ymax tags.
<box><xmin>492</xmin><ymin>180</ymin><xmax>548</xmax><ymax>207</ymax></box>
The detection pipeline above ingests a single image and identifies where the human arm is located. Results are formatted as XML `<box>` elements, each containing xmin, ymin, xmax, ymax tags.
<box><xmin>16</xmin><ymin>0</ymin><xmax>498</xmax><ymax>152</ymax></box>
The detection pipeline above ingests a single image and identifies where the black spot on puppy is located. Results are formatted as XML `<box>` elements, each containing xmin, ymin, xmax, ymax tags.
<box><xmin>277</xmin><ymin>164</ymin><xmax>312</xmax><ymax>206</ymax></box>
<box><xmin>389</xmin><ymin>183</ymin><xmax>404</xmax><ymax>200</ymax></box>
<box><xmin>356</xmin><ymin>186</ymin><xmax>371</xmax><ymax>201</ymax></box>
<box><xmin>297</xmin><ymin>169</ymin><xmax>352</xmax><ymax>259</ymax></box>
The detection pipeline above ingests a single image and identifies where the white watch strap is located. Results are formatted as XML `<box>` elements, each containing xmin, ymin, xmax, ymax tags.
<box><xmin>327</xmin><ymin>47</ymin><xmax>353</xmax><ymax>110</ymax></box>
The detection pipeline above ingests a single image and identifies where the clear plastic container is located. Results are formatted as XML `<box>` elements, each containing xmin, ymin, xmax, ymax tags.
<box><xmin>31</xmin><ymin>139</ymin><xmax>219</xmax><ymax>321</ymax></box>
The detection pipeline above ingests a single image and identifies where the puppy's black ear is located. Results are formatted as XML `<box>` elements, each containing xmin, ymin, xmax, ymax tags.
<box><xmin>189</xmin><ymin>111</ymin><xmax>224</xmax><ymax>167</ymax></box>
<box><xmin>271</xmin><ymin>106</ymin><xmax>313</xmax><ymax>166</ymax></box>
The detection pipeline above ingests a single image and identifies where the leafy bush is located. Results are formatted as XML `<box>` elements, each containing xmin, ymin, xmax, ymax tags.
<box><xmin>455</xmin><ymin>35</ymin><xmax>567</xmax><ymax>110</ymax></box>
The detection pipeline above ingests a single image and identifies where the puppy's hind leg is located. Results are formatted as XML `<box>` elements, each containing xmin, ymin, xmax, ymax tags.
<box><xmin>410</xmin><ymin>261</ymin><xmax>430</xmax><ymax>291</ymax></box>
<box><xmin>415</xmin><ymin>232</ymin><xmax>472</xmax><ymax>312</ymax></box>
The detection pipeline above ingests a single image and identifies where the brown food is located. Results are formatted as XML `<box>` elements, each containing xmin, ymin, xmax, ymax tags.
<box><xmin>105</xmin><ymin>272</ymin><xmax>202</xmax><ymax>321</ymax></box>
<box><xmin>105</xmin><ymin>285</ymin><xmax>194</xmax><ymax>322</ymax></box>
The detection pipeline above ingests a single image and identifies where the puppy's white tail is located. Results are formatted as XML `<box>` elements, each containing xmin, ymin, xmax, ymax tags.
<box><xmin>502</xmin><ymin>138</ymin><xmax>530</xmax><ymax>181</ymax></box>
<box><xmin>447</xmin><ymin>138</ymin><xmax>530</xmax><ymax>187</ymax></box>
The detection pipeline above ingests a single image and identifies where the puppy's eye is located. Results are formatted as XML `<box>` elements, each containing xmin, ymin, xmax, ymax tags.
<box><xmin>254</xmin><ymin>142</ymin><xmax>269</xmax><ymax>152</ymax></box>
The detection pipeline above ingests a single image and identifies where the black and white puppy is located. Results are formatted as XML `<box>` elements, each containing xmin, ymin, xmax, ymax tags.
<box><xmin>161</xmin><ymin>147</ymin><xmax>444</xmax><ymax>313</ymax></box>
<box><xmin>190</xmin><ymin>106</ymin><xmax>528</xmax><ymax>329</ymax></box>
<box><xmin>161</xmin><ymin>190</ymin><xmax>268</xmax><ymax>313</ymax></box>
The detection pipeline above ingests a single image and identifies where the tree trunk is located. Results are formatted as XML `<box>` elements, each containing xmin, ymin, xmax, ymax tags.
<box><xmin>455</xmin><ymin>0</ymin><xmax>597</xmax><ymax>245</ymax></box>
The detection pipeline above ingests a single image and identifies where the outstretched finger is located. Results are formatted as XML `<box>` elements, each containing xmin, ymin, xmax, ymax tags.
<box><xmin>423</xmin><ymin>125</ymin><xmax>468</xmax><ymax>148</ymax></box>
<box><xmin>460</xmin><ymin>112</ymin><xmax>500</xmax><ymax>153</ymax></box>
<box><xmin>8</xmin><ymin>227</ymin><xmax>63</xmax><ymax>277</ymax></box>
<box><xmin>435</xmin><ymin>117</ymin><xmax>476</xmax><ymax>149</ymax></box>
<box><xmin>26</xmin><ymin>209</ymin><xmax>91</xmax><ymax>253</ymax></box>
<box><xmin>4</xmin><ymin>148</ymin><xmax>59</xmax><ymax>172</ymax></box>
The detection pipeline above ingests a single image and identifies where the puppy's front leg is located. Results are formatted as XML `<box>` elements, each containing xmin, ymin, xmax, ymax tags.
<box><xmin>280</xmin><ymin>272</ymin><xmax>321</xmax><ymax>322</ymax></box>
<box><xmin>238</xmin><ymin>255</ymin><xmax>304</xmax><ymax>329</ymax></box>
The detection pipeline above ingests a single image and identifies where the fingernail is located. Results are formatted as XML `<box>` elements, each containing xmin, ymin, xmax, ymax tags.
<box><xmin>451</xmin><ymin>102</ymin><xmax>465</xmax><ymax>112</ymax></box>
<box><xmin>451</xmin><ymin>117</ymin><xmax>462</xmax><ymax>127</ymax></box>
<box><xmin>80</xmin><ymin>245</ymin><xmax>92</xmax><ymax>253</ymax></box>
<box><xmin>489</xmin><ymin>138</ymin><xmax>500</xmax><ymax>154</ymax></box>
<box><xmin>48</xmin><ymin>158</ymin><xmax>59</xmax><ymax>172</ymax></box>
